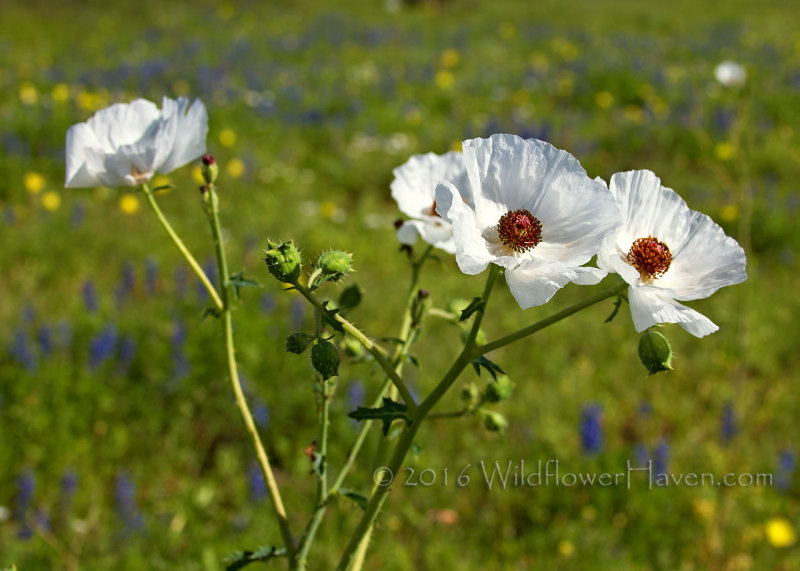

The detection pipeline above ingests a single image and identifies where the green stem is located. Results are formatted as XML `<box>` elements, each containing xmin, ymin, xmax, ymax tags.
<box><xmin>336</xmin><ymin>265</ymin><xmax>501</xmax><ymax>570</ymax></box>
<box><xmin>141</xmin><ymin>183</ymin><xmax>223</xmax><ymax>311</ymax></box>
<box><xmin>206</xmin><ymin>185</ymin><xmax>294</xmax><ymax>556</ymax></box>
<box><xmin>476</xmin><ymin>283</ymin><xmax>627</xmax><ymax>356</ymax></box>
<box><xmin>291</xmin><ymin>281</ymin><xmax>418</xmax><ymax>411</ymax></box>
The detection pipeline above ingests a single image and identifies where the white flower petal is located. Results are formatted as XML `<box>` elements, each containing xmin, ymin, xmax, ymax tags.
<box><xmin>157</xmin><ymin>97</ymin><xmax>208</xmax><ymax>173</ymax></box>
<box><xmin>435</xmin><ymin>181</ymin><xmax>493</xmax><ymax>274</ymax></box>
<box><xmin>628</xmin><ymin>286</ymin><xmax>719</xmax><ymax>338</ymax></box>
<box><xmin>505</xmin><ymin>260</ymin><xmax>607</xmax><ymax>309</ymax></box>
<box><xmin>462</xmin><ymin>134</ymin><xmax>620</xmax><ymax>264</ymax></box>
<box><xmin>396</xmin><ymin>221</ymin><xmax>420</xmax><ymax>245</ymax></box>
<box><xmin>391</xmin><ymin>151</ymin><xmax>468</xmax><ymax>218</ymax></box>
<box><xmin>86</xmin><ymin>99</ymin><xmax>161</xmax><ymax>151</ymax></box>
<box><xmin>65</xmin><ymin>123</ymin><xmax>103</xmax><ymax>188</ymax></box>
<box><xmin>659</xmin><ymin>210</ymin><xmax>747</xmax><ymax>300</ymax></box>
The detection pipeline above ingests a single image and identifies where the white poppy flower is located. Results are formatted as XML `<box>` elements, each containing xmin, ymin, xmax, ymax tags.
<box><xmin>65</xmin><ymin>96</ymin><xmax>208</xmax><ymax>188</ymax></box>
<box><xmin>597</xmin><ymin>170</ymin><xmax>747</xmax><ymax>337</ymax></box>
<box><xmin>714</xmin><ymin>61</ymin><xmax>747</xmax><ymax>88</ymax></box>
<box><xmin>435</xmin><ymin>134</ymin><xmax>620</xmax><ymax>309</ymax></box>
<box><xmin>390</xmin><ymin>151</ymin><xmax>471</xmax><ymax>254</ymax></box>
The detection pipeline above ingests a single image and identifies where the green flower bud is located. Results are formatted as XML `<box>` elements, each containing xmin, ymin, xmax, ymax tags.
<box><xmin>342</xmin><ymin>336</ymin><xmax>365</xmax><ymax>358</ymax></box>
<box><xmin>286</xmin><ymin>332</ymin><xmax>313</xmax><ymax>354</ymax></box>
<box><xmin>317</xmin><ymin>250</ymin><xmax>353</xmax><ymax>281</ymax></box>
<box><xmin>638</xmin><ymin>329</ymin><xmax>673</xmax><ymax>375</ymax></box>
<box><xmin>485</xmin><ymin>375</ymin><xmax>513</xmax><ymax>403</ymax></box>
<box><xmin>447</xmin><ymin>298</ymin><xmax>472</xmax><ymax>321</ymax></box>
<box><xmin>460</xmin><ymin>327</ymin><xmax>486</xmax><ymax>346</ymax></box>
<box><xmin>461</xmin><ymin>383</ymin><xmax>480</xmax><ymax>404</ymax></box>
<box><xmin>265</xmin><ymin>240</ymin><xmax>302</xmax><ymax>283</ymax></box>
<box><xmin>482</xmin><ymin>410</ymin><xmax>508</xmax><ymax>432</ymax></box>
<box><xmin>202</xmin><ymin>154</ymin><xmax>219</xmax><ymax>185</ymax></box>
<box><xmin>311</xmin><ymin>340</ymin><xmax>340</xmax><ymax>380</ymax></box>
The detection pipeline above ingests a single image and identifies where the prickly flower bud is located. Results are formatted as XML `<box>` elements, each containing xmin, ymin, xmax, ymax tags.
<box><xmin>484</xmin><ymin>375</ymin><xmax>513</xmax><ymax>403</ymax></box>
<box><xmin>482</xmin><ymin>410</ymin><xmax>508</xmax><ymax>432</ymax></box>
<box><xmin>286</xmin><ymin>332</ymin><xmax>313</xmax><ymax>354</ymax></box>
<box><xmin>638</xmin><ymin>328</ymin><xmax>673</xmax><ymax>375</ymax></box>
<box><xmin>311</xmin><ymin>340</ymin><xmax>340</xmax><ymax>381</ymax></box>
<box><xmin>265</xmin><ymin>240</ymin><xmax>302</xmax><ymax>283</ymax></box>
<box><xmin>461</xmin><ymin>383</ymin><xmax>480</xmax><ymax>404</ymax></box>
<box><xmin>201</xmin><ymin>154</ymin><xmax>218</xmax><ymax>185</ymax></box>
<box><xmin>316</xmin><ymin>250</ymin><xmax>353</xmax><ymax>281</ymax></box>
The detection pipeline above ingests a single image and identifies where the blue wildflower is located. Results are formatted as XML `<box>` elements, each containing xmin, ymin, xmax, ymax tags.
<box><xmin>88</xmin><ymin>325</ymin><xmax>118</xmax><ymax>369</ymax></box>
<box><xmin>36</xmin><ymin>325</ymin><xmax>53</xmax><ymax>356</ymax></box>
<box><xmin>82</xmin><ymin>279</ymin><xmax>98</xmax><ymax>313</ymax></box>
<box><xmin>10</xmin><ymin>328</ymin><xmax>37</xmax><ymax>372</ymax></box>
<box><xmin>248</xmin><ymin>462</ymin><xmax>267</xmax><ymax>502</ymax></box>
<box><xmin>15</xmin><ymin>469</ymin><xmax>35</xmax><ymax>539</ymax></box>
<box><xmin>654</xmin><ymin>439</ymin><xmax>670</xmax><ymax>477</ymax></box>
<box><xmin>580</xmin><ymin>405</ymin><xmax>603</xmax><ymax>454</ymax></box>
<box><xmin>720</xmin><ymin>402</ymin><xmax>737</xmax><ymax>444</ymax></box>
<box><xmin>145</xmin><ymin>258</ymin><xmax>158</xmax><ymax>294</ymax></box>
<box><xmin>776</xmin><ymin>449</ymin><xmax>796</xmax><ymax>491</ymax></box>
<box><xmin>114</xmin><ymin>471</ymin><xmax>145</xmax><ymax>537</ymax></box>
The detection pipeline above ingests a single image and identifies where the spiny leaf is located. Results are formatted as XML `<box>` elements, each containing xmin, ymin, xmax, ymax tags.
<box><xmin>228</xmin><ymin>271</ymin><xmax>261</xmax><ymax>300</ymax></box>
<box><xmin>459</xmin><ymin>296</ymin><xmax>485</xmax><ymax>322</ymax></box>
<box><xmin>202</xmin><ymin>307</ymin><xmax>221</xmax><ymax>320</ymax></box>
<box><xmin>347</xmin><ymin>397</ymin><xmax>411</xmax><ymax>436</ymax></box>
<box><xmin>338</xmin><ymin>488</ymin><xmax>368</xmax><ymax>510</ymax></box>
<box><xmin>320</xmin><ymin>301</ymin><xmax>345</xmax><ymax>333</ymax></box>
<box><xmin>604</xmin><ymin>296</ymin><xmax>623</xmax><ymax>323</ymax></box>
<box><xmin>472</xmin><ymin>355</ymin><xmax>505</xmax><ymax>380</ymax></box>
<box><xmin>224</xmin><ymin>546</ymin><xmax>285</xmax><ymax>570</ymax></box>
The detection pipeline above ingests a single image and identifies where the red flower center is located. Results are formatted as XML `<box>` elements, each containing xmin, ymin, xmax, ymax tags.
<box><xmin>497</xmin><ymin>209</ymin><xmax>542</xmax><ymax>253</ymax></box>
<box><xmin>627</xmin><ymin>236</ymin><xmax>672</xmax><ymax>280</ymax></box>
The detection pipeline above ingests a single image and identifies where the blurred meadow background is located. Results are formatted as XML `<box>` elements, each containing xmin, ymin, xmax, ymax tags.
<box><xmin>1</xmin><ymin>0</ymin><xmax>799</xmax><ymax>568</ymax></box>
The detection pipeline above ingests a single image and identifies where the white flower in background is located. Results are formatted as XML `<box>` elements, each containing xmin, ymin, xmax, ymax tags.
<box><xmin>714</xmin><ymin>60</ymin><xmax>747</xmax><ymax>87</ymax></box>
<box><xmin>435</xmin><ymin>134</ymin><xmax>620</xmax><ymax>309</ymax></box>
<box><xmin>391</xmin><ymin>151</ymin><xmax>471</xmax><ymax>254</ymax></box>
<box><xmin>65</xmin><ymin>96</ymin><xmax>208</xmax><ymax>188</ymax></box>
<box><xmin>597</xmin><ymin>170</ymin><xmax>747</xmax><ymax>337</ymax></box>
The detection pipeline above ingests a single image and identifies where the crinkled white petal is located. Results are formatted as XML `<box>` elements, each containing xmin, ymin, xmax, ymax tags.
<box><xmin>395</xmin><ymin>219</ymin><xmax>456</xmax><ymax>253</ymax></box>
<box><xmin>391</xmin><ymin>151</ymin><xmax>469</xmax><ymax>218</ymax></box>
<box><xmin>435</xmin><ymin>181</ymin><xmax>493</xmax><ymax>274</ymax></box>
<box><xmin>157</xmin><ymin>97</ymin><xmax>208</xmax><ymax>173</ymax></box>
<box><xmin>65</xmin><ymin>123</ymin><xmax>103</xmax><ymax>188</ymax></box>
<box><xmin>461</xmin><ymin>134</ymin><xmax>620</xmax><ymax>265</ymax></box>
<box><xmin>86</xmin><ymin>99</ymin><xmax>161</xmax><ymax>151</ymax></box>
<box><xmin>505</xmin><ymin>260</ymin><xmax>607</xmax><ymax>309</ymax></box>
<box><xmin>628</xmin><ymin>286</ymin><xmax>719</xmax><ymax>338</ymax></box>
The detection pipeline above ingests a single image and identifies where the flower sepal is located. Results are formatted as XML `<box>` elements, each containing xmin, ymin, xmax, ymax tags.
<box><xmin>638</xmin><ymin>328</ymin><xmax>674</xmax><ymax>375</ymax></box>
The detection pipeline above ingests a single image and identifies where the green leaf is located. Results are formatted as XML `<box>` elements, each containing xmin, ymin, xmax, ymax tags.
<box><xmin>604</xmin><ymin>296</ymin><xmax>623</xmax><ymax>323</ymax></box>
<box><xmin>347</xmin><ymin>397</ymin><xmax>411</xmax><ymax>436</ymax></box>
<box><xmin>151</xmin><ymin>184</ymin><xmax>175</xmax><ymax>193</ymax></box>
<box><xmin>202</xmin><ymin>307</ymin><xmax>221</xmax><ymax>320</ymax></box>
<box><xmin>405</xmin><ymin>354</ymin><xmax>419</xmax><ymax>368</ymax></box>
<box><xmin>338</xmin><ymin>488</ymin><xmax>368</xmax><ymax>510</ymax></box>
<box><xmin>228</xmin><ymin>271</ymin><xmax>262</xmax><ymax>300</ymax></box>
<box><xmin>472</xmin><ymin>355</ymin><xmax>505</xmax><ymax>380</ymax></box>
<box><xmin>459</xmin><ymin>296</ymin><xmax>485</xmax><ymax>322</ymax></box>
<box><xmin>339</xmin><ymin>284</ymin><xmax>363</xmax><ymax>311</ymax></box>
<box><xmin>224</xmin><ymin>546</ymin><xmax>285</xmax><ymax>570</ymax></box>
<box><xmin>320</xmin><ymin>301</ymin><xmax>345</xmax><ymax>333</ymax></box>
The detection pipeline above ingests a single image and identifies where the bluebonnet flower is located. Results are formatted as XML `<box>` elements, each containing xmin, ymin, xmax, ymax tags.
<box><xmin>347</xmin><ymin>380</ymin><xmax>366</xmax><ymax>409</ymax></box>
<box><xmin>720</xmin><ymin>402</ymin><xmax>737</xmax><ymax>444</ymax></box>
<box><xmin>82</xmin><ymin>279</ymin><xmax>99</xmax><ymax>313</ymax></box>
<box><xmin>22</xmin><ymin>303</ymin><xmax>36</xmax><ymax>324</ymax></box>
<box><xmin>633</xmin><ymin>443</ymin><xmax>649</xmax><ymax>467</ymax></box>
<box><xmin>580</xmin><ymin>405</ymin><xmax>603</xmax><ymax>454</ymax></box>
<box><xmin>291</xmin><ymin>298</ymin><xmax>306</xmax><ymax>329</ymax></box>
<box><xmin>35</xmin><ymin>509</ymin><xmax>51</xmax><ymax>533</ymax></box>
<box><xmin>261</xmin><ymin>293</ymin><xmax>276</xmax><ymax>315</ymax></box>
<box><xmin>88</xmin><ymin>325</ymin><xmax>118</xmax><ymax>369</ymax></box>
<box><xmin>118</xmin><ymin>335</ymin><xmax>137</xmax><ymax>372</ymax></box>
<box><xmin>248</xmin><ymin>462</ymin><xmax>267</xmax><ymax>502</ymax></box>
<box><xmin>36</xmin><ymin>325</ymin><xmax>53</xmax><ymax>356</ymax></box>
<box><xmin>145</xmin><ymin>258</ymin><xmax>158</xmax><ymax>294</ymax></box>
<box><xmin>70</xmin><ymin>202</ymin><xmax>86</xmax><ymax>228</ymax></box>
<box><xmin>15</xmin><ymin>469</ymin><xmax>35</xmax><ymax>539</ymax></box>
<box><xmin>252</xmin><ymin>401</ymin><xmax>270</xmax><ymax>428</ymax></box>
<box><xmin>654</xmin><ymin>439</ymin><xmax>670</xmax><ymax>477</ymax></box>
<box><xmin>114</xmin><ymin>471</ymin><xmax>145</xmax><ymax>537</ymax></box>
<box><xmin>776</xmin><ymin>449</ymin><xmax>796</xmax><ymax>491</ymax></box>
<box><xmin>10</xmin><ymin>328</ymin><xmax>37</xmax><ymax>372</ymax></box>
<box><xmin>116</xmin><ymin>262</ymin><xmax>136</xmax><ymax>304</ymax></box>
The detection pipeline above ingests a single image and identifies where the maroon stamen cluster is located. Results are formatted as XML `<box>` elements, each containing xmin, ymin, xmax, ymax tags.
<box><xmin>497</xmin><ymin>209</ymin><xmax>542</xmax><ymax>253</ymax></box>
<box><xmin>627</xmin><ymin>236</ymin><xmax>672</xmax><ymax>280</ymax></box>
<box><xmin>428</xmin><ymin>200</ymin><xmax>439</xmax><ymax>217</ymax></box>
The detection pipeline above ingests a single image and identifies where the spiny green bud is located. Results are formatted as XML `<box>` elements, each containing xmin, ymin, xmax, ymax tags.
<box><xmin>447</xmin><ymin>299</ymin><xmax>472</xmax><ymax>322</ymax></box>
<box><xmin>482</xmin><ymin>410</ymin><xmax>508</xmax><ymax>432</ymax></box>
<box><xmin>317</xmin><ymin>250</ymin><xmax>353</xmax><ymax>281</ymax></box>
<box><xmin>461</xmin><ymin>383</ymin><xmax>480</xmax><ymax>404</ymax></box>
<box><xmin>265</xmin><ymin>240</ymin><xmax>302</xmax><ymax>283</ymax></box>
<box><xmin>485</xmin><ymin>375</ymin><xmax>513</xmax><ymax>403</ymax></box>
<box><xmin>286</xmin><ymin>332</ymin><xmax>313</xmax><ymax>355</ymax></box>
<box><xmin>311</xmin><ymin>341</ymin><xmax>340</xmax><ymax>380</ymax></box>
<box><xmin>201</xmin><ymin>154</ymin><xmax>219</xmax><ymax>185</ymax></box>
<box><xmin>638</xmin><ymin>329</ymin><xmax>673</xmax><ymax>375</ymax></box>
<box><xmin>342</xmin><ymin>336</ymin><xmax>365</xmax><ymax>358</ymax></box>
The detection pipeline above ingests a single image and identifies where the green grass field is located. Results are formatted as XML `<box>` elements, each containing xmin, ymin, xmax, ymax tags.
<box><xmin>1</xmin><ymin>0</ymin><xmax>799</xmax><ymax>568</ymax></box>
